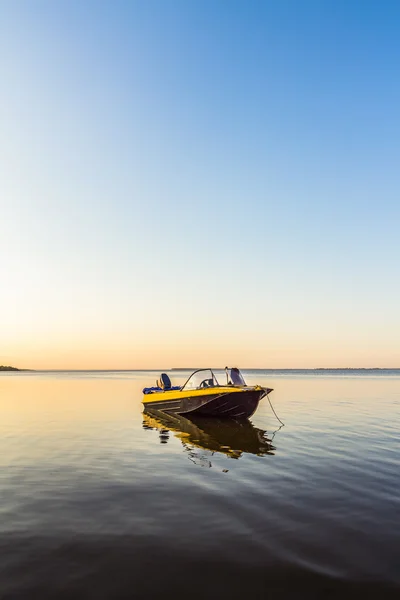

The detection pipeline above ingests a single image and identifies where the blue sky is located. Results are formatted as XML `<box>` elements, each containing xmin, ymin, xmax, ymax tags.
<box><xmin>1</xmin><ymin>0</ymin><xmax>399</xmax><ymax>368</ymax></box>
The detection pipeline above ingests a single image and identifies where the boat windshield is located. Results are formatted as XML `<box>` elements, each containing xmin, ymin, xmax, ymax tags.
<box><xmin>181</xmin><ymin>369</ymin><xmax>219</xmax><ymax>391</ymax></box>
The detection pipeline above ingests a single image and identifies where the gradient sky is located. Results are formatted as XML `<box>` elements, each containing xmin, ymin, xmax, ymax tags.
<box><xmin>1</xmin><ymin>0</ymin><xmax>399</xmax><ymax>369</ymax></box>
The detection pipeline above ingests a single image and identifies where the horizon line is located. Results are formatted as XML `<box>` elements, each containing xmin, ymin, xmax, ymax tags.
<box><xmin>3</xmin><ymin>367</ymin><xmax>400</xmax><ymax>372</ymax></box>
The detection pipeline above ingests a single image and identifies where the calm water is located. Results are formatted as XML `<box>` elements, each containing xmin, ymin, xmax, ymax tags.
<box><xmin>0</xmin><ymin>370</ymin><xmax>399</xmax><ymax>599</ymax></box>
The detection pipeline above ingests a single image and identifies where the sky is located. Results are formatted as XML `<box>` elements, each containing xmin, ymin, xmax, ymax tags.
<box><xmin>1</xmin><ymin>0</ymin><xmax>399</xmax><ymax>369</ymax></box>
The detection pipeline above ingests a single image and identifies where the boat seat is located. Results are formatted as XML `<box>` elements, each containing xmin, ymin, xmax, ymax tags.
<box><xmin>158</xmin><ymin>372</ymin><xmax>172</xmax><ymax>390</ymax></box>
<box><xmin>230</xmin><ymin>368</ymin><xmax>245</xmax><ymax>386</ymax></box>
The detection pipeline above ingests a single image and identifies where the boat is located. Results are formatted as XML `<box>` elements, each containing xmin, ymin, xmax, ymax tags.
<box><xmin>142</xmin><ymin>409</ymin><xmax>276</xmax><ymax>459</ymax></box>
<box><xmin>142</xmin><ymin>367</ymin><xmax>273</xmax><ymax>418</ymax></box>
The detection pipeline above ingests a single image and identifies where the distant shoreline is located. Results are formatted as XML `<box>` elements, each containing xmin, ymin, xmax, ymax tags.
<box><xmin>0</xmin><ymin>366</ymin><xmax>33</xmax><ymax>371</ymax></box>
<box><xmin>172</xmin><ymin>367</ymin><xmax>398</xmax><ymax>371</ymax></box>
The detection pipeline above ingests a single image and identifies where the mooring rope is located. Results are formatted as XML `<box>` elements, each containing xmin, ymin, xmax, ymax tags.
<box><xmin>265</xmin><ymin>391</ymin><xmax>285</xmax><ymax>426</ymax></box>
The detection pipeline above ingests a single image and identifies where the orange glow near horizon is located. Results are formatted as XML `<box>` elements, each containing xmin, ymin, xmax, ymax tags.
<box><xmin>2</xmin><ymin>330</ymin><xmax>399</xmax><ymax>370</ymax></box>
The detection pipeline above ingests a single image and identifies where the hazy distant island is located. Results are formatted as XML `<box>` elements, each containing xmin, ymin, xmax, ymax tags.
<box><xmin>314</xmin><ymin>367</ymin><xmax>388</xmax><ymax>371</ymax></box>
<box><xmin>172</xmin><ymin>367</ymin><xmax>395</xmax><ymax>371</ymax></box>
<box><xmin>0</xmin><ymin>365</ymin><xmax>21</xmax><ymax>371</ymax></box>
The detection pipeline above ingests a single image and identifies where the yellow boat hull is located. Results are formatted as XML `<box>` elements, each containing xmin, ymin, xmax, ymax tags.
<box><xmin>142</xmin><ymin>386</ymin><xmax>272</xmax><ymax>418</ymax></box>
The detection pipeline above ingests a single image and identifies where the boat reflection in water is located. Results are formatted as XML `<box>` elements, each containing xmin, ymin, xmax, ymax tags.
<box><xmin>142</xmin><ymin>409</ymin><xmax>278</xmax><ymax>465</ymax></box>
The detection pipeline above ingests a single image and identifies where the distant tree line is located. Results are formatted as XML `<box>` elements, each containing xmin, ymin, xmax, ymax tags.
<box><xmin>0</xmin><ymin>366</ymin><xmax>20</xmax><ymax>371</ymax></box>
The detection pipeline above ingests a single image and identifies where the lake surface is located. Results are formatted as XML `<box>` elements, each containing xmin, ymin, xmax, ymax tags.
<box><xmin>0</xmin><ymin>370</ymin><xmax>399</xmax><ymax>599</ymax></box>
